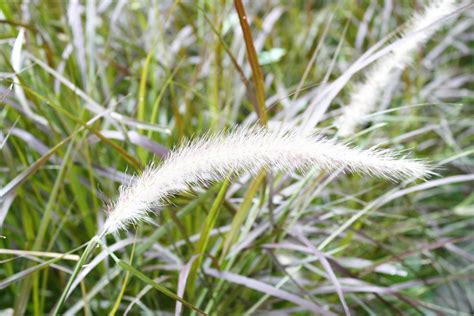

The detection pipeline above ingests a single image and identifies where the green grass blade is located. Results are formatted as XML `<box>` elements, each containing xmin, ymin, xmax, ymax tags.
<box><xmin>221</xmin><ymin>170</ymin><xmax>265</xmax><ymax>260</ymax></box>
<box><xmin>187</xmin><ymin>179</ymin><xmax>230</xmax><ymax>298</ymax></box>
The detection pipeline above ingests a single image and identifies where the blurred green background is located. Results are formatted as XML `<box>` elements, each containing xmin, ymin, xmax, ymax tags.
<box><xmin>0</xmin><ymin>1</ymin><xmax>473</xmax><ymax>315</ymax></box>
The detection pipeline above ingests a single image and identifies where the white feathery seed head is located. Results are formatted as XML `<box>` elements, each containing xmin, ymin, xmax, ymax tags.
<box><xmin>336</xmin><ymin>0</ymin><xmax>458</xmax><ymax>137</ymax></box>
<box><xmin>102</xmin><ymin>126</ymin><xmax>431</xmax><ymax>234</ymax></box>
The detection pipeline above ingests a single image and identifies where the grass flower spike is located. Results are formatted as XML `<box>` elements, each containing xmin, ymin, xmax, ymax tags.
<box><xmin>103</xmin><ymin>126</ymin><xmax>430</xmax><ymax>234</ymax></box>
<box><xmin>336</xmin><ymin>0</ymin><xmax>458</xmax><ymax>136</ymax></box>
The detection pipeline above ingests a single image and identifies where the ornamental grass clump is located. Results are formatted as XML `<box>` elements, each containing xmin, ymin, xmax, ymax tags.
<box><xmin>6</xmin><ymin>0</ymin><xmax>471</xmax><ymax>314</ymax></box>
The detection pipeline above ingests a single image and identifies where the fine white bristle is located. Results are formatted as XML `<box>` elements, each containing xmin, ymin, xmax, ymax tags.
<box><xmin>102</xmin><ymin>126</ymin><xmax>430</xmax><ymax>234</ymax></box>
<box><xmin>336</xmin><ymin>0</ymin><xmax>458</xmax><ymax>137</ymax></box>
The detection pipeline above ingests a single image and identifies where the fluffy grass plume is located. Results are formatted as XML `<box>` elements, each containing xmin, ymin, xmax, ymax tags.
<box><xmin>103</xmin><ymin>126</ymin><xmax>430</xmax><ymax>234</ymax></box>
<box><xmin>336</xmin><ymin>0</ymin><xmax>458</xmax><ymax>136</ymax></box>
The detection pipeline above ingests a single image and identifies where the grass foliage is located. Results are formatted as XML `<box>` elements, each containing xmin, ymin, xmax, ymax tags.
<box><xmin>1</xmin><ymin>1</ymin><xmax>473</xmax><ymax>315</ymax></box>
